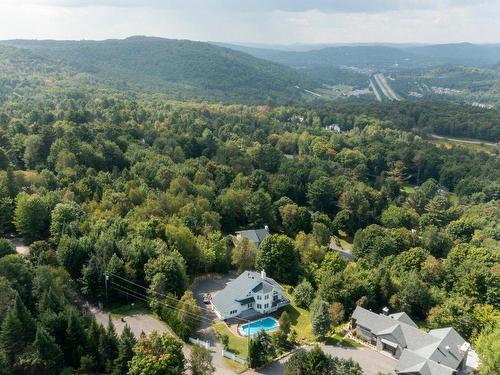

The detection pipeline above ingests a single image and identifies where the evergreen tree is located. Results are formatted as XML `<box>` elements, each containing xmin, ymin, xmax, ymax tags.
<box><xmin>0</xmin><ymin>294</ymin><xmax>36</xmax><ymax>362</ymax></box>
<box><xmin>85</xmin><ymin>319</ymin><xmax>103</xmax><ymax>365</ymax></box>
<box><xmin>98</xmin><ymin>315</ymin><xmax>118</xmax><ymax>372</ymax></box>
<box><xmin>248</xmin><ymin>330</ymin><xmax>275</xmax><ymax>368</ymax></box>
<box><xmin>64</xmin><ymin>309</ymin><xmax>86</xmax><ymax>368</ymax></box>
<box><xmin>112</xmin><ymin>324</ymin><xmax>136</xmax><ymax>375</ymax></box>
<box><xmin>28</xmin><ymin>325</ymin><xmax>63</xmax><ymax>375</ymax></box>
<box><xmin>311</xmin><ymin>299</ymin><xmax>331</xmax><ymax>340</ymax></box>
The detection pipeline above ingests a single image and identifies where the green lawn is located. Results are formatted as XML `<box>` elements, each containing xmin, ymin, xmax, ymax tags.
<box><xmin>223</xmin><ymin>357</ymin><xmax>247</xmax><ymax>373</ymax></box>
<box><xmin>324</xmin><ymin>334</ymin><xmax>363</xmax><ymax>348</ymax></box>
<box><xmin>105</xmin><ymin>301</ymin><xmax>150</xmax><ymax>318</ymax></box>
<box><xmin>212</xmin><ymin>322</ymin><xmax>249</xmax><ymax>358</ymax></box>
<box><xmin>282</xmin><ymin>288</ymin><xmax>313</xmax><ymax>343</ymax></box>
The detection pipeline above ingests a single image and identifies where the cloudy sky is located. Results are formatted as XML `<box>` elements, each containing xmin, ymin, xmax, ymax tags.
<box><xmin>1</xmin><ymin>0</ymin><xmax>499</xmax><ymax>44</ymax></box>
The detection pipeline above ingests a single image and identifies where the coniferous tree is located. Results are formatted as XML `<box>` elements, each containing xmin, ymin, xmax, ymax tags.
<box><xmin>311</xmin><ymin>299</ymin><xmax>331</xmax><ymax>340</ymax></box>
<box><xmin>28</xmin><ymin>325</ymin><xmax>63</xmax><ymax>375</ymax></box>
<box><xmin>64</xmin><ymin>309</ymin><xmax>86</xmax><ymax>368</ymax></box>
<box><xmin>98</xmin><ymin>315</ymin><xmax>118</xmax><ymax>372</ymax></box>
<box><xmin>112</xmin><ymin>324</ymin><xmax>136</xmax><ymax>375</ymax></box>
<box><xmin>0</xmin><ymin>294</ymin><xmax>36</xmax><ymax>362</ymax></box>
<box><xmin>85</xmin><ymin>319</ymin><xmax>103</xmax><ymax>366</ymax></box>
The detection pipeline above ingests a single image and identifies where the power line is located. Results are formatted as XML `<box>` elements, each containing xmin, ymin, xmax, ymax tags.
<box><xmin>109</xmin><ymin>281</ymin><xmax>213</xmax><ymax>325</ymax></box>
<box><xmin>107</xmin><ymin>271</ymin><xmax>251</xmax><ymax>323</ymax></box>
<box><xmin>107</xmin><ymin>272</ymin><xmax>214</xmax><ymax>315</ymax></box>
<box><xmin>109</xmin><ymin>280</ymin><xmax>213</xmax><ymax>325</ymax></box>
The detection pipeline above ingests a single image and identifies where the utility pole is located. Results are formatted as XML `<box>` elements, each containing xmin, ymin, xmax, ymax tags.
<box><xmin>104</xmin><ymin>273</ymin><xmax>109</xmax><ymax>302</ymax></box>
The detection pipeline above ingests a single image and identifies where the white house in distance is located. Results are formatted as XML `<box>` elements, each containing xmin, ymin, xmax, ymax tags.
<box><xmin>211</xmin><ymin>270</ymin><xmax>290</xmax><ymax>320</ymax></box>
<box><xmin>234</xmin><ymin>226</ymin><xmax>270</xmax><ymax>248</ymax></box>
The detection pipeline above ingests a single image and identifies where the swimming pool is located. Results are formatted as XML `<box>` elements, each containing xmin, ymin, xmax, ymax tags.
<box><xmin>239</xmin><ymin>317</ymin><xmax>279</xmax><ymax>336</ymax></box>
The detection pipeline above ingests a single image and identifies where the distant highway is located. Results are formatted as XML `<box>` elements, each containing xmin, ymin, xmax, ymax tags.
<box><xmin>373</xmin><ymin>73</ymin><xmax>402</xmax><ymax>101</ymax></box>
<box><xmin>428</xmin><ymin>133</ymin><xmax>497</xmax><ymax>147</ymax></box>
<box><xmin>369</xmin><ymin>79</ymin><xmax>382</xmax><ymax>102</ymax></box>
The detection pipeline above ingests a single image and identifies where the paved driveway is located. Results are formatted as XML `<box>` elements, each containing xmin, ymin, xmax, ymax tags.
<box><xmin>320</xmin><ymin>344</ymin><xmax>396</xmax><ymax>375</ymax></box>
<box><xmin>247</xmin><ymin>344</ymin><xmax>396</xmax><ymax>375</ymax></box>
<box><xmin>89</xmin><ymin>304</ymin><xmax>172</xmax><ymax>338</ymax></box>
<box><xmin>191</xmin><ymin>272</ymin><xmax>239</xmax><ymax>375</ymax></box>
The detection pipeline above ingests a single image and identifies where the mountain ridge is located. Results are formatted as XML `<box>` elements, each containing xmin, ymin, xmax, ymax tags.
<box><xmin>0</xmin><ymin>36</ymin><xmax>318</xmax><ymax>103</ymax></box>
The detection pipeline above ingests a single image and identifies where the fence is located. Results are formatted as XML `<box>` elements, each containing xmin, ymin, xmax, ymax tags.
<box><xmin>188</xmin><ymin>337</ymin><xmax>210</xmax><ymax>349</ymax></box>
<box><xmin>222</xmin><ymin>349</ymin><xmax>247</xmax><ymax>365</ymax></box>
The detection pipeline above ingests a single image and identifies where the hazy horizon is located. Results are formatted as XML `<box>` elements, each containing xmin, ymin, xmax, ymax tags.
<box><xmin>1</xmin><ymin>1</ymin><xmax>499</xmax><ymax>45</ymax></box>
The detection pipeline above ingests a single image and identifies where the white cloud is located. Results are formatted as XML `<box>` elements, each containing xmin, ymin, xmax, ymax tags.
<box><xmin>0</xmin><ymin>0</ymin><xmax>498</xmax><ymax>43</ymax></box>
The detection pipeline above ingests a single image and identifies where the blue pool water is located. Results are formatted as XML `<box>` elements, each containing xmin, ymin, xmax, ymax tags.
<box><xmin>239</xmin><ymin>317</ymin><xmax>279</xmax><ymax>336</ymax></box>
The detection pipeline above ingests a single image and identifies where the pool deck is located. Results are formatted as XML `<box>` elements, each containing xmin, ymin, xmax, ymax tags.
<box><xmin>235</xmin><ymin>316</ymin><xmax>280</xmax><ymax>337</ymax></box>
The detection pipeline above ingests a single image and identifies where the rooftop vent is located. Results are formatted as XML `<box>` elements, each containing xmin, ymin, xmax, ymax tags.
<box><xmin>382</xmin><ymin>307</ymin><xmax>389</xmax><ymax>315</ymax></box>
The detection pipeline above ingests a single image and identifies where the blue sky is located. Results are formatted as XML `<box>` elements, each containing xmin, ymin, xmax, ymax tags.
<box><xmin>1</xmin><ymin>1</ymin><xmax>499</xmax><ymax>44</ymax></box>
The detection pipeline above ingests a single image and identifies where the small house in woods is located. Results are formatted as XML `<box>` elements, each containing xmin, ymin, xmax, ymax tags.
<box><xmin>351</xmin><ymin>306</ymin><xmax>471</xmax><ymax>375</ymax></box>
<box><xmin>211</xmin><ymin>270</ymin><xmax>290</xmax><ymax>320</ymax></box>
<box><xmin>234</xmin><ymin>226</ymin><xmax>269</xmax><ymax>248</ymax></box>
<box><xmin>325</xmin><ymin>124</ymin><xmax>341</xmax><ymax>132</ymax></box>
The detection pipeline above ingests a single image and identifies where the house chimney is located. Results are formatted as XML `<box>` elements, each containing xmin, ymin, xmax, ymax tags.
<box><xmin>459</xmin><ymin>342</ymin><xmax>470</xmax><ymax>354</ymax></box>
<box><xmin>261</xmin><ymin>270</ymin><xmax>266</xmax><ymax>279</ymax></box>
<box><xmin>382</xmin><ymin>307</ymin><xmax>389</xmax><ymax>315</ymax></box>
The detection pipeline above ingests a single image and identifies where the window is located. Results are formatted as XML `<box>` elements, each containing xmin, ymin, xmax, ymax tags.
<box><xmin>247</xmin><ymin>303</ymin><xmax>252</xmax><ymax>308</ymax></box>
<box><xmin>257</xmin><ymin>304</ymin><xmax>261</xmax><ymax>309</ymax></box>
<box><xmin>229</xmin><ymin>309</ymin><xmax>237</xmax><ymax>315</ymax></box>
<box><xmin>265</xmin><ymin>294</ymin><xmax>269</xmax><ymax>300</ymax></box>
<box><xmin>257</xmin><ymin>295</ymin><xmax>262</xmax><ymax>300</ymax></box>
<box><xmin>264</xmin><ymin>303</ymin><xmax>269</xmax><ymax>309</ymax></box>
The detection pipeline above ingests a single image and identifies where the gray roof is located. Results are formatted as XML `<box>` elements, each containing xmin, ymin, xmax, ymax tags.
<box><xmin>252</xmin><ymin>282</ymin><xmax>273</xmax><ymax>293</ymax></box>
<box><xmin>352</xmin><ymin>306</ymin><xmax>468</xmax><ymax>375</ymax></box>
<box><xmin>390</xmin><ymin>312</ymin><xmax>418</xmax><ymax>328</ymax></box>
<box><xmin>211</xmin><ymin>271</ymin><xmax>283</xmax><ymax>315</ymax></box>
<box><xmin>236</xmin><ymin>297</ymin><xmax>255</xmax><ymax>305</ymax></box>
<box><xmin>235</xmin><ymin>228</ymin><xmax>269</xmax><ymax>245</ymax></box>
<box><xmin>396</xmin><ymin>350</ymin><xmax>455</xmax><ymax>375</ymax></box>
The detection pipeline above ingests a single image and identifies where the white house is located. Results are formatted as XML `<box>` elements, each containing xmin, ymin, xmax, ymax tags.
<box><xmin>325</xmin><ymin>124</ymin><xmax>341</xmax><ymax>132</ymax></box>
<box><xmin>211</xmin><ymin>270</ymin><xmax>290</xmax><ymax>320</ymax></box>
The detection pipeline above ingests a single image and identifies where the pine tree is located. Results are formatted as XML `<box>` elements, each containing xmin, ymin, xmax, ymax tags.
<box><xmin>31</xmin><ymin>325</ymin><xmax>63</xmax><ymax>375</ymax></box>
<box><xmin>0</xmin><ymin>294</ymin><xmax>36</xmax><ymax>362</ymax></box>
<box><xmin>36</xmin><ymin>288</ymin><xmax>63</xmax><ymax>314</ymax></box>
<box><xmin>0</xmin><ymin>350</ymin><xmax>8</xmax><ymax>375</ymax></box>
<box><xmin>65</xmin><ymin>309</ymin><xmax>86</xmax><ymax>368</ymax></box>
<box><xmin>311</xmin><ymin>299</ymin><xmax>331</xmax><ymax>340</ymax></box>
<box><xmin>85</xmin><ymin>319</ymin><xmax>103</xmax><ymax>363</ymax></box>
<box><xmin>112</xmin><ymin>325</ymin><xmax>136</xmax><ymax>375</ymax></box>
<box><xmin>98</xmin><ymin>315</ymin><xmax>118</xmax><ymax>372</ymax></box>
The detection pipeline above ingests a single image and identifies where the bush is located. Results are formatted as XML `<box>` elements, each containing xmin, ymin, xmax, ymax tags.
<box><xmin>0</xmin><ymin>239</ymin><xmax>15</xmax><ymax>258</ymax></box>
<box><xmin>293</xmin><ymin>279</ymin><xmax>315</xmax><ymax>308</ymax></box>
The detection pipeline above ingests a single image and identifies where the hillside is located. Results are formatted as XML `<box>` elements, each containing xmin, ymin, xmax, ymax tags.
<box><xmin>406</xmin><ymin>43</ymin><xmax>500</xmax><ymax>66</ymax></box>
<box><xmin>1</xmin><ymin>36</ymin><xmax>318</xmax><ymax>103</ymax></box>
<box><xmin>220</xmin><ymin>42</ymin><xmax>500</xmax><ymax>70</ymax></box>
